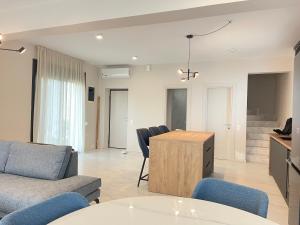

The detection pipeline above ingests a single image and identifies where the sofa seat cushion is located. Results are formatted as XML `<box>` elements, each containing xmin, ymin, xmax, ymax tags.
<box><xmin>0</xmin><ymin>173</ymin><xmax>101</xmax><ymax>214</ymax></box>
<box><xmin>5</xmin><ymin>143</ymin><xmax>72</xmax><ymax>180</ymax></box>
<box><xmin>0</xmin><ymin>141</ymin><xmax>14</xmax><ymax>172</ymax></box>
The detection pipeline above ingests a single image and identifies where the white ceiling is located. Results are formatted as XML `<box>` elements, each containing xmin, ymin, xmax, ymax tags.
<box><xmin>23</xmin><ymin>6</ymin><xmax>300</xmax><ymax>65</ymax></box>
<box><xmin>1</xmin><ymin>0</ymin><xmax>300</xmax><ymax>65</ymax></box>
<box><xmin>0</xmin><ymin>0</ymin><xmax>245</xmax><ymax>34</ymax></box>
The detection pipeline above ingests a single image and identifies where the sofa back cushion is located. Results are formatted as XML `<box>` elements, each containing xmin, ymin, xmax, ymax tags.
<box><xmin>5</xmin><ymin>143</ymin><xmax>72</xmax><ymax>180</ymax></box>
<box><xmin>0</xmin><ymin>141</ymin><xmax>14</xmax><ymax>172</ymax></box>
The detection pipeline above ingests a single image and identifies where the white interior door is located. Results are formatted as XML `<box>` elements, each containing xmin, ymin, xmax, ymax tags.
<box><xmin>109</xmin><ymin>90</ymin><xmax>128</xmax><ymax>149</ymax></box>
<box><xmin>207</xmin><ymin>87</ymin><xmax>234</xmax><ymax>160</ymax></box>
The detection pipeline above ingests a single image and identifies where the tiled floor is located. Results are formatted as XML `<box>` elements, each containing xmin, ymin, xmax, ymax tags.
<box><xmin>78</xmin><ymin>149</ymin><xmax>288</xmax><ymax>225</ymax></box>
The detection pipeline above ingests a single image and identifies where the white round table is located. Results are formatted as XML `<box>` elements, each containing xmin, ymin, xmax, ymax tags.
<box><xmin>49</xmin><ymin>196</ymin><xmax>278</xmax><ymax>225</ymax></box>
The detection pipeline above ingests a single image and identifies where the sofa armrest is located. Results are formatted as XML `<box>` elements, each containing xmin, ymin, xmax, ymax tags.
<box><xmin>64</xmin><ymin>151</ymin><xmax>78</xmax><ymax>178</ymax></box>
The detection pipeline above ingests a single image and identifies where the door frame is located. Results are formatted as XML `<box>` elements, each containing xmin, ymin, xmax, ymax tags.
<box><xmin>108</xmin><ymin>89</ymin><xmax>129</xmax><ymax>149</ymax></box>
<box><xmin>165</xmin><ymin>88</ymin><xmax>188</xmax><ymax>130</ymax></box>
<box><xmin>164</xmin><ymin>86</ymin><xmax>191</xmax><ymax>130</ymax></box>
<box><xmin>204</xmin><ymin>83</ymin><xmax>236</xmax><ymax>160</ymax></box>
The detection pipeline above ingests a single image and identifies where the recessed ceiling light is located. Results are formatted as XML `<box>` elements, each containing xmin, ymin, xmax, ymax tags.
<box><xmin>132</xmin><ymin>56</ymin><xmax>138</xmax><ymax>61</ymax></box>
<box><xmin>228</xmin><ymin>48</ymin><xmax>238</xmax><ymax>53</ymax></box>
<box><xmin>96</xmin><ymin>34</ymin><xmax>103</xmax><ymax>40</ymax></box>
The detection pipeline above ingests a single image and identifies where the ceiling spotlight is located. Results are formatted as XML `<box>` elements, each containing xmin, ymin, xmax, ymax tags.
<box><xmin>0</xmin><ymin>46</ymin><xmax>26</xmax><ymax>54</ymax></box>
<box><xmin>194</xmin><ymin>72</ymin><xmax>199</xmax><ymax>78</ymax></box>
<box><xmin>18</xmin><ymin>47</ymin><xmax>26</xmax><ymax>54</ymax></box>
<box><xmin>96</xmin><ymin>34</ymin><xmax>103</xmax><ymax>40</ymax></box>
<box><xmin>132</xmin><ymin>56</ymin><xmax>138</xmax><ymax>61</ymax></box>
<box><xmin>180</xmin><ymin>77</ymin><xmax>186</xmax><ymax>82</ymax></box>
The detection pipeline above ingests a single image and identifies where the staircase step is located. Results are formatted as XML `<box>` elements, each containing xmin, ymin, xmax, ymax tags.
<box><xmin>247</xmin><ymin>133</ymin><xmax>270</xmax><ymax>141</ymax></box>
<box><xmin>247</xmin><ymin>121</ymin><xmax>278</xmax><ymax>127</ymax></box>
<box><xmin>247</xmin><ymin>127</ymin><xmax>274</xmax><ymax>134</ymax></box>
<box><xmin>247</xmin><ymin>140</ymin><xmax>270</xmax><ymax>148</ymax></box>
<box><xmin>247</xmin><ymin>115</ymin><xmax>264</xmax><ymax>121</ymax></box>
<box><xmin>246</xmin><ymin>154</ymin><xmax>269</xmax><ymax>164</ymax></box>
<box><xmin>247</xmin><ymin>147</ymin><xmax>269</xmax><ymax>156</ymax></box>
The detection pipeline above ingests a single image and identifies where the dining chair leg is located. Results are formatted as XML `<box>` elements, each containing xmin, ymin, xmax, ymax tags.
<box><xmin>137</xmin><ymin>157</ymin><xmax>147</xmax><ymax>187</ymax></box>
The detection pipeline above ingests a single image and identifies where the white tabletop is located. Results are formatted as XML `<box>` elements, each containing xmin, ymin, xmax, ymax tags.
<box><xmin>49</xmin><ymin>196</ymin><xmax>278</xmax><ymax>225</ymax></box>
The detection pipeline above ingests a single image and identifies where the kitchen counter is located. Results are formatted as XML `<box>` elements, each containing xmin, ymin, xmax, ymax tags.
<box><xmin>270</xmin><ymin>133</ymin><xmax>292</xmax><ymax>151</ymax></box>
<box><xmin>269</xmin><ymin>133</ymin><xmax>292</xmax><ymax>202</ymax></box>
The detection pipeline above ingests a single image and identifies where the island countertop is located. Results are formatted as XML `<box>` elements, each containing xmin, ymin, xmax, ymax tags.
<box><xmin>150</xmin><ymin>130</ymin><xmax>214</xmax><ymax>143</ymax></box>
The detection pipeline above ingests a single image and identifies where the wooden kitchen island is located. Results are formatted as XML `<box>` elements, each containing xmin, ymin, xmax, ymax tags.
<box><xmin>149</xmin><ymin>131</ymin><xmax>215</xmax><ymax>197</ymax></box>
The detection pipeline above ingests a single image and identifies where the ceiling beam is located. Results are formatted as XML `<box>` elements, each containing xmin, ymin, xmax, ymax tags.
<box><xmin>5</xmin><ymin>0</ymin><xmax>299</xmax><ymax>41</ymax></box>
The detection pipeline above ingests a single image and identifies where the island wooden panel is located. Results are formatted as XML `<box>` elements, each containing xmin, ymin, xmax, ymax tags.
<box><xmin>149</xmin><ymin>131</ymin><xmax>214</xmax><ymax>197</ymax></box>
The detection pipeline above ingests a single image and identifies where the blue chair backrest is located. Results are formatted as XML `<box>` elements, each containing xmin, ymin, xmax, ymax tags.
<box><xmin>0</xmin><ymin>192</ymin><xmax>89</xmax><ymax>225</ymax></box>
<box><xmin>136</xmin><ymin>128</ymin><xmax>151</xmax><ymax>158</ymax></box>
<box><xmin>158</xmin><ymin>125</ymin><xmax>170</xmax><ymax>133</ymax></box>
<box><xmin>148</xmin><ymin>126</ymin><xmax>162</xmax><ymax>136</ymax></box>
<box><xmin>192</xmin><ymin>178</ymin><xmax>269</xmax><ymax>218</ymax></box>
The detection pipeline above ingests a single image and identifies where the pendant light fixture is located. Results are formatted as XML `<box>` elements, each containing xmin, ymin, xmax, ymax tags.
<box><xmin>178</xmin><ymin>20</ymin><xmax>232</xmax><ymax>82</ymax></box>
<box><xmin>177</xmin><ymin>34</ymin><xmax>198</xmax><ymax>82</ymax></box>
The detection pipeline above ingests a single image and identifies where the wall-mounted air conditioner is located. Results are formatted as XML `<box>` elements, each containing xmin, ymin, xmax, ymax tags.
<box><xmin>101</xmin><ymin>67</ymin><xmax>130</xmax><ymax>79</ymax></box>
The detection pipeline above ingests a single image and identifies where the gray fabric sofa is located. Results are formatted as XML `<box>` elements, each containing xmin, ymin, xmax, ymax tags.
<box><xmin>0</xmin><ymin>141</ymin><xmax>101</xmax><ymax>218</ymax></box>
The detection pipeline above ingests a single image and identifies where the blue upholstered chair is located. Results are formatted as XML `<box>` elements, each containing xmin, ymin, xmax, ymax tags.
<box><xmin>0</xmin><ymin>192</ymin><xmax>89</xmax><ymax>225</ymax></box>
<box><xmin>192</xmin><ymin>178</ymin><xmax>269</xmax><ymax>218</ymax></box>
<box><xmin>148</xmin><ymin>126</ymin><xmax>162</xmax><ymax>136</ymax></box>
<box><xmin>158</xmin><ymin>125</ymin><xmax>170</xmax><ymax>133</ymax></box>
<box><xmin>136</xmin><ymin>128</ymin><xmax>151</xmax><ymax>187</ymax></box>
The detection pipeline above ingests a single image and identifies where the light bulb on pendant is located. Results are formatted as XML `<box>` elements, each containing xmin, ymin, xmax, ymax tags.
<box><xmin>177</xmin><ymin>69</ymin><xmax>184</xmax><ymax>75</ymax></box>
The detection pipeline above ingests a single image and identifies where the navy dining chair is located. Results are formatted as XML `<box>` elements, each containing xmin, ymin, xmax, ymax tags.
<box><xmin>192</xmin><ymin>178</ymin><xmax>269</xmax><ymax>218</ymax></box>
<box><xmin>148</xmin><ymin>126</ymin><xmax>162</xmax><ymax>136</ymax></box>
<box><xmin>158</xmin><ymin>125</ymin><xmax>170</xmax><ymax>133</ymax></box>
<box><xmin>136</xmin><ymin>128</ymin><xmax>152</xmax><ymax>187</ymax></box>
<box><xmin>0</xmin><ymin>192</ymin><xmax>89</xmax><ymax>225</ymax></box>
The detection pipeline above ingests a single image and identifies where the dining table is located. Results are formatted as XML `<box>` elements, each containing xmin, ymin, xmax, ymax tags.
<box><xmin>49</xmin><ymin>196</ymin><xmax>278</xmax><ymax>225</ymax></box>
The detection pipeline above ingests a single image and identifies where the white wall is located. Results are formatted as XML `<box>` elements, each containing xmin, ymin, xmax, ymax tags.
<box><xmin>0</xmin><ymin>41</ymin><xmax>35</xmax><ymax>142</ymax></box>
<box><xmin>98</xmin><ymin>57</ymin><xmax>293</xmax><ymax>161</ymax></box>
<box><xmin>84</xmin><ymin>63</ymin><xmax>100</xmax><ymax>151</ymax></box>
<box><xmin>276</xmin><ymin>72</ymin><xmax>293</xmax><ymax>127</ymax></box>
<box><xmin>247</xmin><ymin>74</ymin><xmax>278</xmax><ymax>120</ymax></box>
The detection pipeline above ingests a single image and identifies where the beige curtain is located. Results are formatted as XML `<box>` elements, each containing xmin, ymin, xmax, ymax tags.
<box><xmin>34</xmin><ymin>46</ymin><xmax>85</xmax><ymax>152</ymax></box>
